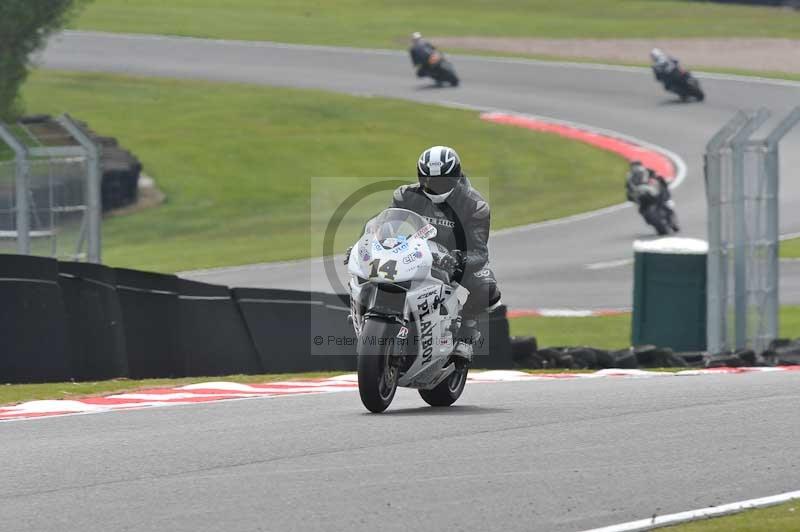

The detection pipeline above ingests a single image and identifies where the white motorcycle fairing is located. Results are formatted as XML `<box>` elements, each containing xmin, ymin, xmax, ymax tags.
<box><xmin>347</xmin><ymin>209</ymin><xmax>469</xmax><ymax>390</ymax></box>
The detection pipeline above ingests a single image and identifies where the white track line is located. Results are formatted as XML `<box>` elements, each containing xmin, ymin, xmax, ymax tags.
<box><xmin>579</xmin><ymin>490</ymin><xmax>800</xmax><ymax>532</ymax></box>
<box><xmin>585</xmin><ymin>258</ymin><xmax>634</xmax><ymax>270</ymax></box>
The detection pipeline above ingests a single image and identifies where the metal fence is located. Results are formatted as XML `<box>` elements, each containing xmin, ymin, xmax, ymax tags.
<box><xmin>705</xmin><ymin>106</ymin><xmax>800</xmax><ymax>355</ymax></box>
<box><xmin>0</xmin><ymin>115</ymin><xmax>101</xmax><ymax>262</ymax></box>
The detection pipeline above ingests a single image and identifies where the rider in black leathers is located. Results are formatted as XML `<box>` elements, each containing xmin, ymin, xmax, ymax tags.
<box><xmin>409</xmin><ymin>32</ymin><xmax>438</xmax><ymax>79</ymax></box>
<box><xmin>650</xmin><ymin>48</ymin><xmax>682</xmax><ymax>92</ymax></box>
<box><xmin>626</xmin><ymin>160</ymin><xmax>679</xmax><ymax>232</ymax></box>
<box><xmin>390</xmin><ymin>145</ymin><xmax>502</xmax><ymax>361</ymax></box>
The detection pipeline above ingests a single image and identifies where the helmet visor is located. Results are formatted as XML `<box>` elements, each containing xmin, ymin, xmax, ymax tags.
<box><xmin>419</xmin><ymin>174</ymin><xmax>459</xmax><ymax>195</ymax></box>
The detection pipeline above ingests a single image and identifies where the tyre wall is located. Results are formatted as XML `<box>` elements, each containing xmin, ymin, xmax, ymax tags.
<box><xmin>0</xmin><ymin>255</ymin><xmax>512</xmax><ymax>383</ymax></box>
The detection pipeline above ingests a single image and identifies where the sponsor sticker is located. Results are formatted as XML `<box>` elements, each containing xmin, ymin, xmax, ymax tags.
<box><xmin>402</xmin><ymin>252</ymin><xmax>421</xmax><ymax>264</ymax></box>
<box><xmin>397</xmin><ymin>326</ymin><xmax>409</xmax><ymax>339</ymax></box>
<box><xmin>412</xmin><ymin>223</ymin><xmax>437</xmax><ymax>241</ymax></box>
<box><xmin>417</xmin><ymin>300</ymin><xmax>434</xmax><ymax>365</ymax></box>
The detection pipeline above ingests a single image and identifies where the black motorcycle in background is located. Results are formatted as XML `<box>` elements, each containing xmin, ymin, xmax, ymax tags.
<box><xmin>659</xmin><ymin>67</ymin><xmax>704</xmax><ymax>102</ymax></box>
<box><xmin>422</xmin><ymin>51</ymin><xmax>459</xmax><ymax>87</ymax></box>
<box><xmin>410</xmin><ymin>35</ymin><xmax>460</xmax><ymax>87</ymax></box>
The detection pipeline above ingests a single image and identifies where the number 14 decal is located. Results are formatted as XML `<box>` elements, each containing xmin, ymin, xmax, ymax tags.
<box><xmin>369</xmin><ymin>259</ymin><xmax>398</xmax><ymax>280</ymax></box>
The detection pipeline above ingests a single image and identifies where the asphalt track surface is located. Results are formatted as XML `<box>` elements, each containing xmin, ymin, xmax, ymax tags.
<box><xmin>40</xmin><ymin>31</ymin><xmax>800</xmax><ymax>309</ymax></box>
<box><xmin>11</xmin><ymin>32</ymin><xmax>797</xmax><ymax>531</ymax></box>
<box><xmin>1</xmin><ymin>372</ymin><xmax>798</xmax><ymax>532</ymax></box>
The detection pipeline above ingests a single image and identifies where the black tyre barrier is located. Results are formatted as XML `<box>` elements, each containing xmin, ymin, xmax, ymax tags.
<box><xmin>511</xmin><ymin>336</ymin><xmax>539</xmax><ymax>366</ymax></box>
<box><xmin>608</xmin><ymin>348</ymin><xmax>639</xmax><ymax>369</ymax></box>
<box><xmin>177</xmin><ymin>279</ymin><xmax>262</xmax><ymax>376</ymax></box>
<box><xmin>115</xmin><ymin>268</ymin><xmax>181</xmax><ymax>379</ymax></box>
<box><xmin>763</xmin><ymin>338</ymin><xmax>800</xmax><ymax>366</ymax></box>
<box><xmin>0</xmin><ymin>255</ymin><xmax>71</xmax><ymax>383</ymax></box>
<box><xmin>58</xmin><ymin>262</ymin><xmax>128</xmax><ymax>381</ymax></box>
<box><xmin>509</xmin><ymin>341</ymin><xmax>797</xmax><ymax>370</ymax></box>
<box><xmin>14</xmin><ymin>116</ymin><xmax>142</xmax><ymax>212</ymax></box>
<box><xmin>632</xmin><ymin>345</ymin><xmax>689</xmax><ymax>368</ymax></box>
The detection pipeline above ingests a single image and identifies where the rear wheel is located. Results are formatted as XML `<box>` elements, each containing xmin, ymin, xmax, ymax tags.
<box><xmin>686</xmin><ymin>77</ymin><xmax>705</xmax><ymax>101</ymax></box>
<box><xmin>643</xmin><ymin>204</ymin><xmax>670</xmax><ymax>236</ymax></box>
<box><xmin>419</xmin><ymin>365</ymin><xmax>468</xmax><ymax>407</ymax></box>
<box><xmin>357</xmin><ymin>319</ymin><xmax>399</xmax><ymax>413</ymax></box>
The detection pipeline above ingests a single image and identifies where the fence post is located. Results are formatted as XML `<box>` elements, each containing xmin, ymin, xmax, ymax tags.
<box><xmin>706</xmin><ymin>106</ymin><xmax>800</xmax><ymax>355</ymax></box>
<box><xmin>58</xmin><ymin>114</ymin><xmax>102</xmax><ymax>263</ymax></box>
<box><xmin>0</xmin><ymin>124</ymin><xmax>30</xmax><ymax>254</ymax></box>
<box><xmin>705</xmin><ymin>112</ymin><xmax>748</xmax><ymax>355</ymax></box>
<box><xmin>730</xmin><ymin>109</ymin><xmax>770</xmax><ymax>350</ymax></box>
<box><xmin>764</xmin><ymin>107</ymin><xmax>800</xmax><ymax>349</ymax></box>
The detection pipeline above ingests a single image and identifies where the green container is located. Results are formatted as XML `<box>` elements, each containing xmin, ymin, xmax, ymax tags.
<box><xmin>632</xmin><ymin>238</ymin><xmax>707</xmax><ymax>352</ymax></box>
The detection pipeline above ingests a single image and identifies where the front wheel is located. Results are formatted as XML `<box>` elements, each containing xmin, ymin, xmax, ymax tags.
<box><xmin>357</xmin><ymin>318</ymin><xmax>400</xmax><ymax>413</ymax></box>
<box><xmin>419</xmin><ymin>365</ymin><xmax>468</xmax><ymax>407</ymax></box>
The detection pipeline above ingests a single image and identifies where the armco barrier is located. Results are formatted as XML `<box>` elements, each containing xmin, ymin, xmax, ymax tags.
<box><xmin>177</xmin><ymin>279</ymin><xmax>262</xmax><ymax>376</ymax></box>
<box><xmin>115</xmin><ymin>268</ymin><xmax>181</xmax><ymax>379</ymax></box>
<box><xmin>312</xmin><ymin>292</ymin><xmax>358</xmax><ymax>372</ymax></box>
<box><xmin>0</xmin><ymin>255</ymin><xmax>71</xmax><ymax>383</ymax></box>
<box><xmin>233</xmin><ymin>288</ymin><xmax>358</xmax><ymax>373</ymax></box>
<box><xmin>0</xmin><ymin>253</ymin><xmax>514</xmax><ymax>382</ymax></box>
<box><xmin>58</xmin><ymin>262</ymin><xmax>128</xmax><ymax>381</ymax></box>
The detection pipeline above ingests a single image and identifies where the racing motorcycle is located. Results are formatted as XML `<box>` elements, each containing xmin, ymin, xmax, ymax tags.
<box><xmin>421</xmin><ymin>51</ymin><xmax>460</xmax><ymax>87</ymax></box>
<box><xmin>662</xmin><ymin>68</ymin><xmax>704</xmax><ymax>102</ymax></box>
<box><xmin>631</xmin><ymin>182</ymin><xmax>680</xmax><ymax>236</ymax></box>
<box><xmin>346</xmin><ymin>208</ymin><xmax>469</xmax><ymax>413</ymax></box>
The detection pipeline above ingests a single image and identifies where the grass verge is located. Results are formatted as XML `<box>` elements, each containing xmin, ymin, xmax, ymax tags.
<box><xmin>73</xmin><ymin>1</ymin><xmax>800</xmax><ymax>45</ymax></box>
<box><xmin>660</xmin><ymin>499</ymin><xmax>800</xmax><ymax>531</ymax></box>
<box><xmin>22</xmin><ymin>70</ymin><xmax>627</xmax><ymax>272</ymax></box>
<box><xmin>509</xmin><ymin>306</ymin><xmax>800</xmax><ymax>349</ymax></box>
<box><xmin>781</xmin><ymin>238</ymin><xmax>800</xmax><ymax>259</ymax></box>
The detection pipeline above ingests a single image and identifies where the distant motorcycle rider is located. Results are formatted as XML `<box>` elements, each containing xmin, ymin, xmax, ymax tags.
<box><xmin>650</xmin><ymin>48</ymin><xmax>682</xmax><ymax>90</ymax></box>
<box><xmin>409</xmin><ymin>32</ymin><xmax>438</xmax><ymax>79</ymax></box>
<box><xmin>626</xmin><ymin>160</ymin><xmax>679</xmax><ymax>232</ymax></box>
<box><xmin>390</xmin><ymin>146</ymin><xmax>502</xmax><ymax>362</ymax></box>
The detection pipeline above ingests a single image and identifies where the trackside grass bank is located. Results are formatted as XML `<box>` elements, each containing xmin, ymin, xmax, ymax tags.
<box><xmin>661</xmin><ymin>499</ymin><xmax>800</xmax><ymax>531</ymax></box>
<box><xmin>509</xmin><ymin>306</ymin><xmax>800</xmax><ymax>349</ymax></box>
<box><xmin>22</xmin><ymin>70</ymin><xmax>626</xmax><ymax>272</ymax></box>
<box><xmin>73</xmin><ymin>1</ymin><xmax>800</xmax><ymax>45</ymax></box>
<box><xmin>782</xmin><ymin>238</ymin><xmax>800</xmax><ymax>259</ymax></box>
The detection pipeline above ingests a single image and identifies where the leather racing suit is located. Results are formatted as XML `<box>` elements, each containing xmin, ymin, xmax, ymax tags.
<box><xmin>390</xmin><ymin>176</ymin><xmax>501</xmax><ymax>321</ymax></box>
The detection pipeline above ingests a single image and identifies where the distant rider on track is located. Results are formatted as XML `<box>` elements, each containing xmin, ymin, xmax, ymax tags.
<box><xmin>409</xmin><ymin>32</ymin><xmax>438</xmax><ymax>79</ymax></box>
<box><xmin>626</xmin><ymin>160</ymin><xmax>679</xmax><ymax>233</ymax></box>
<box><xmin>650</xmin><ymin>48</ymin><xmax>682</xmax><ymax>91</ymax></box>
<box><xmin>391</xmin><ymin>146</ymin><xmax>501</xmax><ymax>362</ymax></box>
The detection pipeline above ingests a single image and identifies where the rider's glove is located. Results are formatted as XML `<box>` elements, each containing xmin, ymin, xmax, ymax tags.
<box><xmin>434</xmin><ymin>251</ymin><xmax>462</xmax><ymax>279</ymax></box>
<box><xmin>343</xmin><ymin>246</ymin><xmax>353</xmax><ymax>265</ymax></box>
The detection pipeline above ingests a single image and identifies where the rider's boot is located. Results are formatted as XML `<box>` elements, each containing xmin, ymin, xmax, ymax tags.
<box><xmin>452</xmin><ymin>319</ymin><xmax>480</xmax><ymax>363</ymax></box>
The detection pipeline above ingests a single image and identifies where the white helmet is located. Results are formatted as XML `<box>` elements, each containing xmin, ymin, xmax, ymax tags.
<box><xmin>411</xmin><ymin>32</ymin><xmax>422</xmax><ymax>41</ymax></box>
<box><xmin>650</xmin><ymin>48</ymin><xmax>666</xmax><ymax>63</ymax></box>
